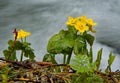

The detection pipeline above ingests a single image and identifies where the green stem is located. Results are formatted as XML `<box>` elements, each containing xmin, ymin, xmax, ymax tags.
<box><xmin>20</xmin><ymin>50</ymin><xmax>24</xmax><ymax>62</ymax></box>
<box><xmin>63</xmin><ymin>54</ymin><xmax>66</xmax><ymax>64</ymax></box>
<box><xmin>21</xmin><ymin>38</ymin><xmax>23</xmax><ymax>42</ymax></box>
<box><xmin>20</xmin><ymin>38</ymin><xmax>24</xmax><ymax>62</ymax></box>
<box><xmin>66</xmin><ymin>53</ymin><xmax>72</xmax><ymax>64</ymax></box>
<box><xmin>89</xmin><ymin>46</ymin><xmax>93</xmax><ymax>63</ymax></box>
<box><xmin>25</xmin><ymin>37</ymin><xmax>26</xmax><ymax>42</ymax></box>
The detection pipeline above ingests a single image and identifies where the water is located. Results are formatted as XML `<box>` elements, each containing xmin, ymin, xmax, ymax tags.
<box><xmin>0</xmin><ymin>0</ymin><xmax>120</xmax><ymax>71</ymax></box>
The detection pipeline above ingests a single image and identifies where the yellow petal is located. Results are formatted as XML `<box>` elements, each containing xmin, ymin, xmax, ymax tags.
<box><xmin>15</xmin><ymin>29</ymin><xmax>31</xmax><ymax>39</ymax></box>
<box><xmin>87</xmin><ymin>18</ymin><xmax>97</xmax><ymax>26</ymax></box>
<box><xmin>66</xmin><ymin>16</ymin><xmax>77</xmax><ymax>26</ymax></box>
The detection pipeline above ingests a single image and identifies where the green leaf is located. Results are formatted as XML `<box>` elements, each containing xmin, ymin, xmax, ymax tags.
<box><xmin>108</xmin><ymin>52</ymin><xmax>115</xmax><ymax>66</ymax></box>
<box><xmin>47</xmin><ymin>30</ymin><xmax>64</xmax><ymax>54</ymax></box>
<box><xmin>43</xmin><ymin>54</ymin><xmax>57</xmax><ymax>64</ymax></box>
<box><xmin>3</xmin><ymin>49</ymin><xmax>17</xmax><ymax>61</ymax></box>
<box><xmin>14</xmin><ymin>41</ymin><xmax>23</xmax><ymax>50</ymax></box>
<box><xmin>10</xmin><ymin>50</ymin><xmax>17</xmax><ymax>61</ymax></box>
<box><xmin>47</xmin><ymin>29</ymin><xmax>75</xmax><ymax>54</ymax></box>
<box><xmin>73</xmin><ymin>35</ymin><xmax>87</xmax><ymax>55</ymax></box>
<box><xmin>85</xmin><ymin>34</ymin><xmax>94</xmax><ymax>46</ymax></box>
<box><xmin>23</xmin><ymin>42</ymin><xmax>31</xmax><ymax>47</ymax></box>
<box><xmin>23</xmin><ymin>47</ymin><xmax>35</xmax><ymax>61</ymax></box>
<box><xmin>67</xmin><ymin>25</ymin><xmax>77</xmax><ymax>34</ymax></box>
<box><xmin>70</xmin><ymin>55</ymin><xmax>96</xmax><ymax>73</ymax></box>
<box><xmin>3</xmin><ymin>50</ymin><xmax>10</xmax><ymax>59</ymax></box>
<box><xmin>8</xmin><ymin>40</ymin><xmax>14</xmax><ymax>46</ymax></box>
<box><xmin>105</xmin><ymin>53</ymin><xmax>115</xmax><ymax>73</ymax></box>
<box><xmin>95</xmin><ymin>48</ymin><xmax>103</xmax><ymax>70</ymax></box>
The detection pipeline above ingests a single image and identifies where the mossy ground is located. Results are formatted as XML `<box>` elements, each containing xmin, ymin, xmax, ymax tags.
<box><xmin>0</xmin><ymin>58</ymin><xmax>120</xmax><ymax>83</ymax></box>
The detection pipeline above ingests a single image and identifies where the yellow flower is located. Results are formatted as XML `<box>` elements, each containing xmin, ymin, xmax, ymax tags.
<box><xmin>66</xmin><ymin>16</ymin><xmax>77</xmax><ymax>26</ymax></box>
<box><xmin>87</xmin><ymin>18</ymin><xmax>96</xmax><ymax>26</ymax></box>
<box><xmin>86</xmin><ymin>19</ymin><xmax>97</xmax><ymax>33</ymax></box>
<box><xmin>75</xmin><ymin>21</ymin><xmax>89</xmax><ymax>33</ymax></box>
<box><xmin>77</xmin><ymin>16</ymin><xmax>87</xmax><ymax>24</ymax></box>
<box><xmin>14</xmin><ymin>29</ymin><xmax>31</xmax><ymax>39</ymax></box>
<box><xmin>66</xmin><ymin>16</ymin><xmax>97</xmax><ymax>33</ymax></box>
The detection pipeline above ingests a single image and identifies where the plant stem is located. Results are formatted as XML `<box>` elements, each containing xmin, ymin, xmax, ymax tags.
<box><xmin>63</xmin><ymin>54</ymin><xmax>66</xmax><ymax>64</ymax></box>
<box><xmin>25</xmin><ymin>37</ymin><xmax>26</xmax><ymax>42</ymax></box>
<box><xmin>89</xmin><ymin>46</ymin><xmax>93</xmax><ymax>63</ymax></box>
<box><xmin>20</xmin><ymin>51</ymin><xmax>23</xmax><ymax>62</ymax></box>
<box><xmin>66</xmin><ymin>53</ymin><xmax>72</xmax><ymax>64</ymax></box>
<box><xmin>20</xmin><ymin>38</ymin><xmax>24</xmax><ymax>62</ymax></box>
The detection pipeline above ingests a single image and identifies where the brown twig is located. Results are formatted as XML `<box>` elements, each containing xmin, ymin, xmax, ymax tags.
<box><xmin>0</xmin><ymin>58</ymin><xmax>31</xmax><ymax>68</ymax></box>
<box><xmin>95</xmin><ymin>70</ymin><xmax>119</xmax><ymax>83</ymax></box>
<box><xmin>8</xmin><ymin>78</ymin><xmax>41</xmax><ymax>83</ymax></box>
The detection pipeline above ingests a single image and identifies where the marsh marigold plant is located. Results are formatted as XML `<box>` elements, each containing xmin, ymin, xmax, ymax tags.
<box><xmin>44</xmin><ymin>16</ymin><xmax>97</xmax><ymax>64</ymax></box>
<box><xmin>3</xmin><ymin>29</ymin><xmax>35</xmax><ymax>61</ymax></box>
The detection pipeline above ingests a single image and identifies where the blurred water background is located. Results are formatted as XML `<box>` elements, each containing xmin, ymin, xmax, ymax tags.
<box><xmin>0</xmin><ymin>0</ymin><xmax>120</xmax><ymax>71</ymax></box>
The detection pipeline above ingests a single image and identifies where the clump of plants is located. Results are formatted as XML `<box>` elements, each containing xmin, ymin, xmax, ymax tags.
<box><xmin>3</xmin><ymin>29</ymin><xmax>35</xmax><ymax>62</ymax></box>
<box><xmin>44</xmin><ymin>16</ymin><xmax>96</xmax><ymax>64</ymax></box>
<box><xmin>0</xmin><ymin>16</ymin><xmax>120</xmax><ymax>83</ymax></box>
